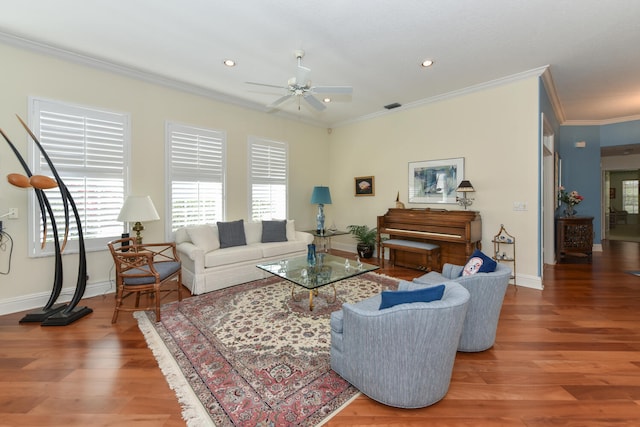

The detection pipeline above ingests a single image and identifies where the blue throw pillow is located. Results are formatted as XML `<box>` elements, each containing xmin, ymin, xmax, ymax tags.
<box><xmin>379</xmin><ymin>284</ymin><xmax>445</xmax><ymax>310</ymax></box>
<box><xmin>261</xmin><ymin>220</ymin><xmax>287</xmax><ymax>243</ymax></box>
<box><xmin>217</xmin><ymin>220</ymin><xmax>247</xmax><ymax>248</ymax></box>
<box><xmin>461</xmin><ymin>249</ymin><xmax>497</xmax><ymax>276</ymax></box>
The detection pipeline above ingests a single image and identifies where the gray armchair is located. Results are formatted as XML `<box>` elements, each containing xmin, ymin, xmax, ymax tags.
<box><xmin>330</xmin><ymin>282</ymin><xmax>470</xmax><ymax>408</ymax></box>
<box><xmin>410</xmin><ymin>262</ymin><xmax>512</xmax><ymax>352</ymax></box>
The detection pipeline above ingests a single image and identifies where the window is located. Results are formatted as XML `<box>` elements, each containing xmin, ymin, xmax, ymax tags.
<box><xmin>29</xmin><ymin>98</ymin><xmax>130</xmax><ymax>256</ymax></box>
<box><xmin>166</xmin><ymin>122</ymin><xmax>226</xmax><ymax>234</ymax></box>
<box><xmin>249</xmin><ymin>137</ymin><xmax>288</xmax><ymax>221</ymax></box>
<box><xmin>622</xmin><ymin>179</ymin><xmax>639</xmax><ymax>214</ymax></box>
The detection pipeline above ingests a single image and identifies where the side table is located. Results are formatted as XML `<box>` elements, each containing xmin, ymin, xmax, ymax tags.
<box><xmin>304</xmin><ymin>230</ymin><xmax>348</xmax><ymax>252</ymax></box>
<box><xmin>556</xmin><ymin>216</ymin><xmax>593</xmax><ymax>263</ymax></box>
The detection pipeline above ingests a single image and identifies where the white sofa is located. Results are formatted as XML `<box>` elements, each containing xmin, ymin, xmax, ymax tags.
<box><xmin>175</xmin><ymin>220</ymin><xmax>314</xmax><ymax>295</ymax></box>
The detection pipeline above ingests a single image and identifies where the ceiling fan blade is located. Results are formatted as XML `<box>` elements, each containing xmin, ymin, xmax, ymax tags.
<box><xmin>246</xmin><ymin>81</ymin><xmax>288</xmax><ymax>90</ymax></box>
<box><xmin>303</xmin><ymin>94</ymin><xmax>326</xmax><ymax>111</ymax></box>
<box><xmin>267</xmin><ymin>94</ymin><xmax>293</xmax><ymax>110</ymax></box>
<box><xmin>312</xmin><ymin>85</ymin><xmax>353</xmax><ymax>94</ymax></box>
<box><xmin>296</xmin><ymin>65</ymin><xmax>311</xmax><ymax>87</ymax></box>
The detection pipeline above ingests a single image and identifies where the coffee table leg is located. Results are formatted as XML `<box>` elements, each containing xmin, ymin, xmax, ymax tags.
<box><xmin>327</xmin><ymin>284</ymin><xmax>337</xmax><ymax>304</ymax></box>
<box><xmin>291</xmin><ymin>284</ymin><xmax>302</xmax><ymax>302</ymax></box>
<box><xmin>309</xmin><ymin>290</ymin><xmax>314</xmax><ymax>311</ymax></box>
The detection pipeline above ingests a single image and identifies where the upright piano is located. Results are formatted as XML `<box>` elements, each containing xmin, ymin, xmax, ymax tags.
<box><xmin>377</xmin><ymin>208</ymin><xmax>482</xmax><ymax>269</ymax></box>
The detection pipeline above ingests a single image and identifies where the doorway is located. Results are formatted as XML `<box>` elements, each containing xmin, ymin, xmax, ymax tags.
<box><xmin>601</xmin><ymin>144</ymin><xmax>640</xmax><ymax>243</ymax></box>
<box><xmin>604</xmin><ymin>169</ymin><xmax>640</xmax><ymax>242</ymax></box>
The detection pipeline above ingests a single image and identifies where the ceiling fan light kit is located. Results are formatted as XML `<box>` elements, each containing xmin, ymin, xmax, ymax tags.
<box><xmin>246</xmin><ymin>49</ymin><xmax>352</xmax><ymax>112</ymax></box>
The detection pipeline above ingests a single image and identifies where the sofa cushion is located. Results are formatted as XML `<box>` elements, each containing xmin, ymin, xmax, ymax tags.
<box><xmin>244</xmin><ymin>221</ymin><xmax>262</xmax><ymax>244</ymax></box>
<box><xmin>260</xmin><ymin>240</ymin><xmax>309</xmax><ymax>258</ymax></box>
<box><xmin>186</xmin><ymin>224</ymin><xmax>220</xmax><ymax>252</ymax></box>
<box><xmin>461</xmin><ymin>249</ymin><xmax>497</xmax><ymax>276</ymax></box>
<box><xmin>262</xmin><ymin>220</ymin><xmax>287</xmax><ymax>243</ymax></box>
<box><xmin>203</xmin><ymin>245</ymin><xmax>263</xmax><ymax>268</ymax></box>
<box><xmin>123</xmin><ymin>261</ymin><xmax>181</xmax><ymax>285</ymax></box>
<box><xmin>286</xmin><ymin>219</ymin><xmax>296</xmax><ymax>241</ymax></box>
<box><xmin>217</xmin><ymin>220</ymin><xmax>247</xmax><ymax>248</ymax></box>
<box><xmin>379</xmin><ymin>284</ymin><xmax>445</xmax><ymax>310</ymax></box>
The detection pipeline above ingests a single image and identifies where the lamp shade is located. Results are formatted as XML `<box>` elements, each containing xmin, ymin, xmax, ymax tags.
<box><xmin>310</xmin><ymin>186</ymin><xmax>332</xmax><ymax>205</ymax></box>
<box><xmin>456</xmin><ymin>180</ymin><xmax>475</xmax><ymax>192</ymax></box>
<box><xmin>117</xmin><ymin>195</ymin><xmax>160</xmax><ymax>222</ymax></box>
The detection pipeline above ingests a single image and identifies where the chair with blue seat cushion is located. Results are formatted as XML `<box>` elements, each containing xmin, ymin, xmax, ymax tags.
<box><xmin>330</xmin><ymin>281</ymin><xmax>470</xmax><ymax>408</ymax></box>
<box><xmin>107</xmin><ymin>237</ymin><xmax>183</xmax><ymax>323</ymax></box>
<box><xmin>409</xmin><ymin>262</ymin><xmax>512</xmax><ymax>352</ymax></box>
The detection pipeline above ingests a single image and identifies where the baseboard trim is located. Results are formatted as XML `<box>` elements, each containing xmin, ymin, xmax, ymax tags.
<box><xmin>0</xmin><ymin>280</ymin><xmax>114</xmax><ymax>316</ymax></box>
<box><xmin>332</xmin><ymin>242</ymin><xmax>543</xmax><ymax>290</ymax></box>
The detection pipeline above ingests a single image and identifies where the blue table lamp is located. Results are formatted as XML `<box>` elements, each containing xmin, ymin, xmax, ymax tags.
<box><xmin>311</xmin><ymin>186</ymin><xmax>332</xmax><ymax>235</ymax></box>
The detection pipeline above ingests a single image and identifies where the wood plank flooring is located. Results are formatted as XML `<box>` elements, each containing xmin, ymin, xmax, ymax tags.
<box><xmin>1</xmin><ymin>240</ymin><xmax>639</xmax><ymax>426</ymax></box>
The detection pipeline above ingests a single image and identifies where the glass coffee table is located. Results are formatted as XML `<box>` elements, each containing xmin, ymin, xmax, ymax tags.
<box><xmin>257</xmin><ymin>254</ymin><xmax>379</xmax><ymax>311</ymax></box>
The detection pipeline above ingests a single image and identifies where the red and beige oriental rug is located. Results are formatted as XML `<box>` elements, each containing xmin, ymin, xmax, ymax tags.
<box><xmin>135</xmin><ymin>272</ymin><xmax>398</xmax><ymax>426</ymax></box>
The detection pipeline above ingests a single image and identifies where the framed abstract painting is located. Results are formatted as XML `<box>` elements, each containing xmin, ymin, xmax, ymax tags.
<box><xmin>408</xmin><ymin>158</ymin><xmax>464</xmax><ymax>204</ymax></box>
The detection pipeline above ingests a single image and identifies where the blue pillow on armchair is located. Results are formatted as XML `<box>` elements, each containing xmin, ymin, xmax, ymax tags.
<box><xmin>379</xmin><ymin>284</ymin><xmax>445</xmax><ymax>310</ymax></box>
<box><xmin>461</xmin><ymin>249</ymin><xmax>497</xmax><ymax>276</ymax></box>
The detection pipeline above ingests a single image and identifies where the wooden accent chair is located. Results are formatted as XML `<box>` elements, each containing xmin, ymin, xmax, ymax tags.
<box><xmin>107</xmin><ymin>237</ymin><xmax>183</xmax><ymax>323</ymax></box>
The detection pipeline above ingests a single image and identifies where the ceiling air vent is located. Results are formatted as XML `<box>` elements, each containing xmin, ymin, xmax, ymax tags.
<box><xmin>384</xmin><ymin>102</ymin><xmax>402</xmax><ymax>110</ymax></box>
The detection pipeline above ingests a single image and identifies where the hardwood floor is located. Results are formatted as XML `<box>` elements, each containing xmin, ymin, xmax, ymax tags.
<box><xmin>1</xmin><ymin>241</ymin><xmax>640</xmax><ymax>426</ymax></box>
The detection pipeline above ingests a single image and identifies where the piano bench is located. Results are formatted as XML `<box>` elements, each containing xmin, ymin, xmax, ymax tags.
<box><xmin>381</xmin><ymin>239</ymin><xmax>441</xmax><ymax>272</ymax></box>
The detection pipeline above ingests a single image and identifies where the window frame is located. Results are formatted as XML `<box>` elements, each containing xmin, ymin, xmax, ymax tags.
<box><xmin>27</xmin><ymin>97</ymin><xmax>131</xmax><ymax>257</ymax></box>
<box><xmin>165</xmin><ymin>121</ymin><xmax>227</xmax><ymax>239</ymax></box>
<box><xmin>248</xmin><ymin>136</ymin><xmax>289</xmax><ymax>222</ymax></box>
<box><xmin>622</xmin><ymin>179</ymin><xmax>639</xmax><ymax>214</ymax></box>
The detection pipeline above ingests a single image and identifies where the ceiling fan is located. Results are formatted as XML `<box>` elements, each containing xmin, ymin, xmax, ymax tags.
<box><xmin>246</xmin><ymin>50</ymin><xmax>353</xmax><ymax>112</ymax></box>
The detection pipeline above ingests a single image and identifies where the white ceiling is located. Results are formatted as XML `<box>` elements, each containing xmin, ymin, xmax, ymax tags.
<box><xmin>1</xmin><ymin>1</ymin><xmax>639</xmax><ymax>128</ymax></box>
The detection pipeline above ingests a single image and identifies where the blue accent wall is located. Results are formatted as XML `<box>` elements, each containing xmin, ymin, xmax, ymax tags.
<box><xmin>601</xmin><ymin>120</ymin><xmax>640</xmax><ymax>146</ymax></box>
<box><xmin>558</xmin><ymin>119</ymin><xmax>640</xmax><ymax>244</ymax></box>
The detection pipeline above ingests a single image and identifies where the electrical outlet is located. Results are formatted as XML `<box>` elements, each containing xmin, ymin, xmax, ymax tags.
<box><xmin>8</xmin><ymin>208</ymin><xmax>18</xmax><ymax>219</ymax></box>
<box><xmin>513</xmin><ymin>202</ymin><xmax>527</xmax><ymax>211</ymax></box>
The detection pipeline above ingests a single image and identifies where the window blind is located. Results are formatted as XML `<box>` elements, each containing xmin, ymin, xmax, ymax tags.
<box><xmin>249</xmin><ymin>138</ymin><xmax>288</xmax><ymax>221</ymax></box>
<box><xmin>30</xmin><ymin>98</ymin><xmax>129</xmax><ymax>256</ymax></box>
<box><xmin>167</xmin><ymin>123</ymin><xmax>226</xmax><ymax>232</ymax></box>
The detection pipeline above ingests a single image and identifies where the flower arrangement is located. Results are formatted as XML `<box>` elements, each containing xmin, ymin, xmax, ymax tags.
<box><xmin>558</xmin><ymin>186</ymin><xmax>584</xmax><ymax>216</ymax></box>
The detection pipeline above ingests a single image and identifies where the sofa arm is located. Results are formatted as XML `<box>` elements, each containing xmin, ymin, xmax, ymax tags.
<box><xmin>176</xmin><ymin>242</ymin><xmax>205</xmax><ymax>273</ymax></box>
<box><xmin>442</xmin><ymin>263</ymin><xmax>463</xmax><ymax>278</ymax></box>
<box><xmin>295</xmin><ymin>230</ymin><xmax>314</xmax><ymax>244</ymax></box>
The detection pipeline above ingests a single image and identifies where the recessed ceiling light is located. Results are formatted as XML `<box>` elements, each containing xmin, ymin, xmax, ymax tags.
<box><xmin>223</xmin><ymin>59</ymin><xmax>236</xmax><ymax>67</ymax></box>
<box><xmin>421</xmin><ymin>59</ymin><xmax>434</xmax><ymax>68</ymax></box>
<box><xmin>323</xmin><ymin>97</ymin><xmax>331</xmax><ymax>103</ymax></box>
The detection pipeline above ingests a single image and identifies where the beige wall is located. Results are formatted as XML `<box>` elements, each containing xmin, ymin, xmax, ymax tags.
<box><xmin>327</xmin><ymin>77</ymin><xmax>541</xmax><ymax>286</ymax></box>
<box><xmin>0</xmin><ymin>41</ymin><xmax>542</xmax><ymax>314</ymax></box>
<box><xmin>0</xmin><ymin>42</ymin><xmax>329</xmax><ymax>310</ymax></box>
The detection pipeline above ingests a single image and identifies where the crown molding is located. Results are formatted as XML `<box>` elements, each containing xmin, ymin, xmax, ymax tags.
<box><xmin>0</xmin><ymin>30</ymin><xmax>325</xmax><ymax>128</ymax></box>
<box><xmin>5</xmin><ymin>30</ymin><xmax>636</xmax><ymax>130</ymax></box>
<box><xmin>562</xmin><ymin>114</ymin><xmax>640</xmax><ymax>126</ymax></box>
<box><xmin>335</xmin><ymin>66</ymin><xmax>550</xmax><ymax>128</ymax></box>
<box><xmin>540</xmin><ymin>66</ymin><xmax>566</xmax><ymax>124</ymax></box>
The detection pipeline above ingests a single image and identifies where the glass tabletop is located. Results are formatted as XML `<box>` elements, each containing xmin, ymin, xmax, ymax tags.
<box><xmin>303</xmin><ymin>230</ymin><xmax>349</xmax><ymax>237</ymax></box>
<box><xmin>257</xmin><ymin>253</ymin><xmax>379</xmax><ymax>290</ymax></box>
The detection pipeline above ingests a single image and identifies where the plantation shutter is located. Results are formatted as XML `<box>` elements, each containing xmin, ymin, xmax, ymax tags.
<box><xmin>167</xmin><ymin>122</ymin><xmax>226</xmax><ymax>231</ymax></box>
<box><xmin>249</xmin><ymin>138</ymin><xmax>288</xmax><ymax>221</ymax></box>
<box><xmin>30</xmin><ymin>98</ymin><xmax>129</xmax><ymax>256</ymax></box>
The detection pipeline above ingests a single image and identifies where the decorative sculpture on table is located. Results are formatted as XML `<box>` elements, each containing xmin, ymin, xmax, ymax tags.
<box><xmin>395</xmin><ymin>191</ymin><xmax>405</xmax><ymax>209</ymax></box>
<box><xmin>1</xmin><ymin>115</ymin><xmax>92</xmax><ymax>325</ymax></box>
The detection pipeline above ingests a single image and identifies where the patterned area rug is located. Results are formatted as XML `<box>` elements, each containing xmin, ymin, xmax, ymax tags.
<box><xmin>135</xmin><ymin>272</ymin><xmax>398</xmax><ymax>426</ymax></box>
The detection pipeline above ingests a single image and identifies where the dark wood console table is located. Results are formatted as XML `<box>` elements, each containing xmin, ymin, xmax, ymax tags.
<box><xmin>556</xmin><ymin>216</ymin><xmax>593</xmax><ymax>263</ymax></box>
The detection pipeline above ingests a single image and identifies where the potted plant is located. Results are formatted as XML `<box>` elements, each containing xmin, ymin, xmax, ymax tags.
<box><xmin>347</xmin><ymin>224</ymin><xmax>377</xmax><ymax>258</ymax></box>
